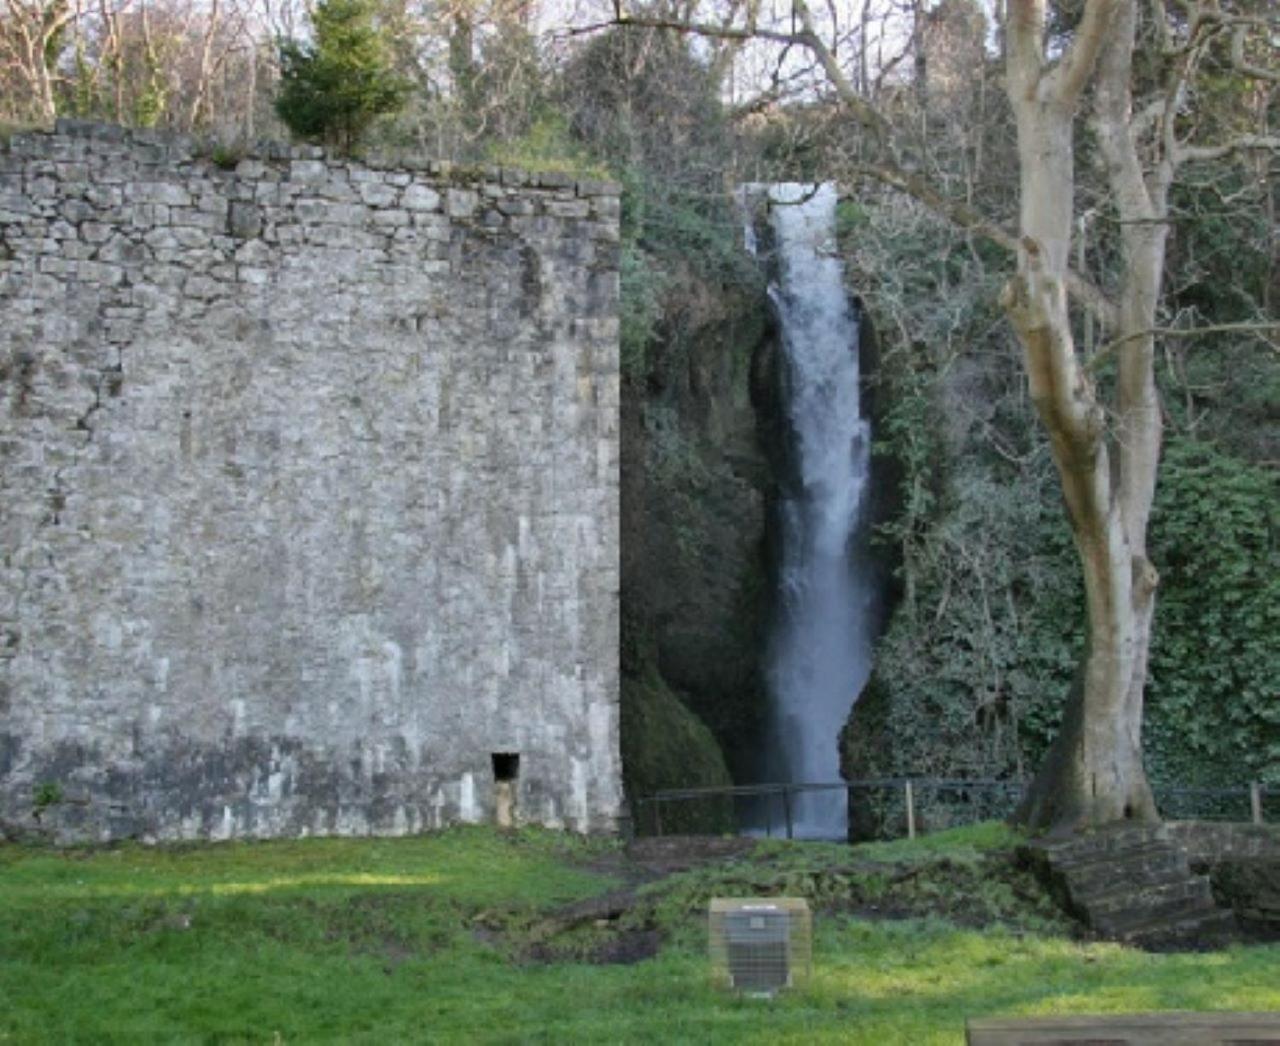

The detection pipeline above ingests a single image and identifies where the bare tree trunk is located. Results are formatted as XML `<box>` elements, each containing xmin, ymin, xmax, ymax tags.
<box><xmin>186</xmin><ymin>0</ymin><xmax>220</xmax><ymax>129</ymax></box>
<box><xmin>4</xmin><ymin>0</ymin><xmax>76</xmax><ymax>122</ymax></box>
<box><xmin>1003</xmin><ymin>0</ymin><xmax>1160</xmax><ymax>833</ymax></box>
<box><xmin>99</xmin><ymin>0</ymin><xmax>124</xmax><ymax>122</ymax></box>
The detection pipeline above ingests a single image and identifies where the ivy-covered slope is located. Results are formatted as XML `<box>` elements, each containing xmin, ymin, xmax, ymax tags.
<box><xmin>839</xmin><ymin>193</ymin><xmax>1279</xmax><ymax>808</ymax></box>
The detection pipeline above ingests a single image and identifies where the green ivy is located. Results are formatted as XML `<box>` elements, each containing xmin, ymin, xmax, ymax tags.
<box><xmin>854</xmin><ymin>424</ymin><xmax>1278</xmax><ymax>793</ymax></box>
<box><xmin>619</xmin><ymin>240</ymin><xmax>665</xmax><ymax>382</ymax></box>
<box><xmin>1145</xmin><ymin>438</ymin><xmax>1280</xmax><ymax>786</ymax></box>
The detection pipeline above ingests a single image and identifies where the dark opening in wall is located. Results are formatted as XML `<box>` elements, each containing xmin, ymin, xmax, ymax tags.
<box><xmin>492</xmin><ymin>752</ymin><xmax>520</xmax><ymax>782</ymax></box>
<box><xmin>492</xmin><ymin>753</ymin><xmax>520</xmax><ymax>829</ymax></box>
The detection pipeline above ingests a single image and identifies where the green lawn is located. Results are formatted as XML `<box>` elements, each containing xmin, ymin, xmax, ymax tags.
<box><xmin>0</xmin><ymin>824</ymin><xmax>1276</xmax><ymax>1043</ymax></box>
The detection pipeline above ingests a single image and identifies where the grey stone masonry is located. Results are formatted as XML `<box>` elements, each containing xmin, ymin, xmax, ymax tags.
<box><xmin>1168</xmin><ymin>822</ymin><xmax>1280</xmax><ymax>862</ymax></box>
<box><xmin>0</xmin><ymin>121</ymin><xmax>623</xmax><ymax>842</ymax></box>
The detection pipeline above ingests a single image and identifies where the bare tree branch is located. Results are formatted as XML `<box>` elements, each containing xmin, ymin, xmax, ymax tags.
<box><xmin>595</xmin><ymin>0</ymin><xmax>1120</xmax><ymax>330</ymax></box>
<box><xmin>1176</xmin><ymin>134</ymin><xmax>1280</xmax><ymax>164</ymax></box>
<box><xmin>788</xmin><ymin>0</ymin><xmax>892</xmax><ymax>147</ymax></box>
<box><xmin>566</xmin><ymin>13</ymin><xmax>802</xmax><ymax>48</ymax></box>
<box><xmin>1090</xmin><ymin>321</ymin><xmax>1280</xmax><ymax>371</ymax></box>
<box><xmin>1048</xmin><ymin>0</ymin><xmax>1121</xmax><ymax>105</ymax></box>
<box><xmin>1230</xmin><ymin>25</ymin><xmax>1280</xmax><ymax>84</ymax></box>
<box><xmin>853</xmin><ymin>161</ymin><xmax>1120</xmax><ymax>328</ymax></box>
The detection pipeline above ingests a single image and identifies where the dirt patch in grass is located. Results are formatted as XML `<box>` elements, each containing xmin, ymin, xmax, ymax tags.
<box><xmin>525</xmin><ymin>927</ymin><xmax>662</xmax><ymax>966</ymax></box>
<box><xmin>474</xmin><ymin>885</ymin><xmax>668</xmax><ymax>966</ymax></box>
<box><xmin>625</xmin><ymin>836</ymin><xmax>760</xmax><ymax>876</ymax></box>
<box><xmin>475</xmin><ymin>835</ymin><xmax>1072</xmax><ymax>965</ymax></box>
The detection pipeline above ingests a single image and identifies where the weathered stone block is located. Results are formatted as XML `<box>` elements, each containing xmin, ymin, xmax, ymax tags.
<box><xmin>227</xmin><ymin>201</ymin><xmax>263</xmax><ymax>240</ymax></box>
<box><xmin>446</xmin><ymin>189</ymin><xmax>479</xmax><ymax>218</ymax></box>
<box><xmin>576</xmin><ymin>179</ymin><xmax>621</xmax><ymax>198</ymax></box>
<box><xmin>131</xmin><ymin>182</ymin><xmax>191</xmax><ymax>206</ymax></box>
<box><xmin>372</xmin><ymin>210</ymin><xmax>410</xmax><ymax>228</ymax></box>
<box><xmin>1211</xmin><ymin>859</ymin><xmax>1280</xmax><ymax>926</ymax></box>
<box><xmin>288</xmin><ymin>159</ymin><xmax>328</xmax><ymax>183</ymax></box>
<box><xmin>402</xmin><ymin>185</ymin><xmax>441</xmax><ymax>211</ymax></box>
<box><xmin>496</xmin><ymin>198</ymin><xmax>534</xmax><ymax>217</ymax></box>
<box><xmin>358</xmin><ymin>182</ymin><xmax>399</xmax><ymax>208</ymax></box>
<box><xmin>235</xmin><ymin>159</ymin><xmax>267</xmax><ymax>180</ymax></box>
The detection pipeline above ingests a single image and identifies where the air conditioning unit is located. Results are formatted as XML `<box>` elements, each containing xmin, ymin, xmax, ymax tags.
<box><xmin>709</xmin><ymin>898</ymin><xmax>812</xmax><ymax>995</ymax></box>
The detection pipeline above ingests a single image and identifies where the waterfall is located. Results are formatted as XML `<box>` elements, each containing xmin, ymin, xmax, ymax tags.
<box><xmin>750</xmin><ymin>183</ymin><xmax>874</xmax><ymax>839</ymax></box>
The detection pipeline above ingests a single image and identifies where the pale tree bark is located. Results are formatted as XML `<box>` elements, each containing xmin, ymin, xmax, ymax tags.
<box><xmin>1003</xmin><ymin>0</ymin><xmax>1163</xmax><ymax>831</ymax></box>
<box><xmin>2</xmin><ymin>0</ymin><xmax>80</xmax><ymax>121</ymax></box>
<box><xmin>1007</xmin><ymin>0</ymin><xmax>1278</xmax><ymax>831</ymax></box>
<box><xmin>99</xmin><ymin>0</ymin><xmax>126</xmax><ymax>121</ymax></box>
<box><xmin>185</xmin><ymin>0</ymin><xmax>220</xmax><ymax>128</ymax></box>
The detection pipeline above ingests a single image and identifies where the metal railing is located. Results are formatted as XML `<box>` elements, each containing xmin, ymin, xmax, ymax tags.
<box><xmin>633</xmin><ymin>778</ymin><xmax>1275</xmax><ymax>840</ymax></box>
<box><xmin>1153</xmin><ymin>782</ymin><xmax>1271</xmax><ymax>824</ymax></box>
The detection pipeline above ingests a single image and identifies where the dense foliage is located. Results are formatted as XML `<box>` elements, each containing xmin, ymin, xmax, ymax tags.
<box><xmin>844</xmin><ymin>191</ymin><xmax>1279</xmax><ymax>800</ymax></box>
<box><xmin>559</xmin><ymin>27</ymin><xmax>760</xmax><ymax>381</ymax></box>
<box><xmin>1146</xmin><ymin>439</ymin><xmax>1279</xmax><ymax>786</ymax></box>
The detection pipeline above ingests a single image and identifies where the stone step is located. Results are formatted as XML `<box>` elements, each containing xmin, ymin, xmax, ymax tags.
<box><xmin>1087</xmin><ymin>875</ymin><xmax>1214</xmax><ymax>924</ymax></box>
<box><xmin>1120</xmin><ymin>904</ymin><xmax>1239</xmax><ymax>951</ymax></box>
<box><xmin>1076</xmin><ymin>867</ymin><xmax>1208</xmax><ymax>913</ymax></box>
<box><xmin>1039</xmin><ymin>824</ymin><xmax>1170</xmax><ymax>865</ymax></box>
<box><xmin>1093</xmin><ymin>886</ymin><xmax>1223</xmax><ymax>937</ymax></box>
<box><xmin>1025</xmin><ymin>825</ymin><xmax>1240</xmax><ymax>950</ymax></box>
<box><xmin>1067</xmin><ymin>866</ymin><xmax>1191</xmax><ymax>910</ymax></box>
<box><xmin>1057</xmin><ymin>844</ymin><xmax>1187</xmax><ymax>895</ymax></box>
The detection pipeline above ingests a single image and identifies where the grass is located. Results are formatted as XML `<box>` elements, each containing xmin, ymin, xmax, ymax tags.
<box><xmin>0</xmin><ymin>823</ymin><xmax>1276</xmax><ymax>1043</ymax></box>
<box><xmin>0</xmin><ymin>120</ymin><xmax>48</xmax><ymax>146</ymax></box>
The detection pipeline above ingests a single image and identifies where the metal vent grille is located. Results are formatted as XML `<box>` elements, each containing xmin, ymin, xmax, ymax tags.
<box><xmin>709</xmin><ymin>898</ymin><xmax>812</xmax><ymax>994</ymax></box>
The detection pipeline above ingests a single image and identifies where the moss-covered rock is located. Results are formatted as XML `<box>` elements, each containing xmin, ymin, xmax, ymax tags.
<box><xmin>621</xmin><ymin>669</ymin><xmax>734</xmax><ymax>834</ymax></box>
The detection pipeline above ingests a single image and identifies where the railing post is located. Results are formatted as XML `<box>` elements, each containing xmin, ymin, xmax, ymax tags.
<box><xmin>1251</xmin><ymin>782</ymin><xmax>1264</xmax><ymax>825</ymax></box>
<box><xmin>782</xmin><ymin>787</ymin><xmax>794</xmax><ymax>840</ymax></box>
<box><xmin>905</xmin><ymin>780</ymin><xmax>916</xmax><ymax>840</ymax></box>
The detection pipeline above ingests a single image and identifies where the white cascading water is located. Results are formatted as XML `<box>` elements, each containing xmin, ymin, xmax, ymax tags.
<box><xmin>751</xmin><ymin>183</ymin><xmax>874</xmax><ymax>838</ymax></box>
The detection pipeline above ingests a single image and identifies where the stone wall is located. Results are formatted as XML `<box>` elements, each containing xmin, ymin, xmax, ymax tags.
<box><xmin>1169</xmin><ymin>823</ymin><xmax>1280</xmax><ymax>933</ymax></box>
<box><xmin>0</xmin><ymin>121</ymin><xmax>622</xmax><ymax>841</ymax></box>
<box><xmin>1168</xmin><ymin>822</ymin><xmax>1280</xmax><ymax>862</ymax></box>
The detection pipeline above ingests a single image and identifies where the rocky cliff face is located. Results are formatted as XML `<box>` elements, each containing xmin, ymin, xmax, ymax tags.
<box><xmin>620</xmin><ymin>265</ymin><xmax>776</xmax><ymax>803</ymax></box>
